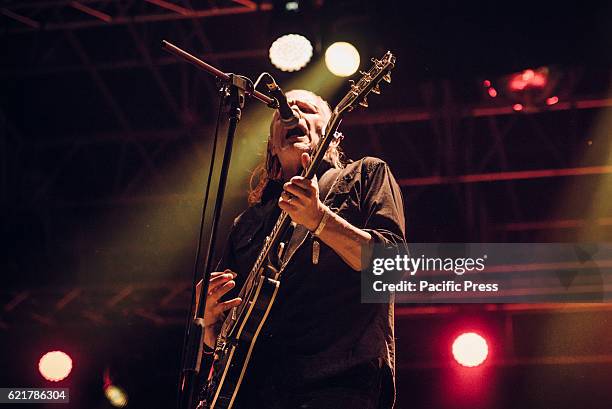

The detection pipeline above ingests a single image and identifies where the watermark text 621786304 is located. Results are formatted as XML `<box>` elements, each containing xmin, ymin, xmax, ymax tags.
<box><xmin>0</xmin><ymin>388</ymin><xmax>69</xmax><ymax>403</ymax></box>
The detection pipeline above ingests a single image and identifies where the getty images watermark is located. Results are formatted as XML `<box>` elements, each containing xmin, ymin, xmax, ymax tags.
<box><xmin>371</xmin><ymin>253</ymin><xmax>496</xmax><ymax>293</ymax></box>
<box><xmin>361</xmin><ymin>243</ymin><xmax>612</xmax><ymax>303</ymax></box>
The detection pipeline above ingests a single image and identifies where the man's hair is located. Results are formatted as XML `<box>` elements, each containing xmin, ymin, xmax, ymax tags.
<box><xmin>248</xmin><ymin>90</ymin><xmax>345</xmax><ymax>206</ymax></box>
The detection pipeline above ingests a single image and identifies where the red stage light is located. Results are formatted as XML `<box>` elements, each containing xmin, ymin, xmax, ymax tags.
<box><xmin>38</xmin><ymin>351</ymin><xmax>72</xmax><ymax>382</ymax></box>
<box><xmin>488</xmin><ymin>87</ymin><xmax>498</xmax><ymax>98</ymax></box>
<box><xmin>546</xmin><ymin>96</ymin><xmax>559</xmax><ymax>105</ymax></box>
<box><xmin>452</xmin><ymin>332</ymin><xmax>489</xmax><ymax>367</ymax></box>
<box><xmin>509</xmin><ymin>68</ymin><xmax>548</xmax><ymax>91</ymax></box>
<box><xmin>513</xmin><ymin>103</ymin><xmax>523</xmax><ymax>111</ymax></box>
<box><xmin>483</xmin><ymin>80</ymin><xmax>491</xmax><ymax>88</ymax></box>
<box><xmin>530</xmin><ymin>73</ymin><xmax>547</xmax><ymax>87</ymax></box>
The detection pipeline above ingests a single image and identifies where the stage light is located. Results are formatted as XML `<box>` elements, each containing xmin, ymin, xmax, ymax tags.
<box><xmin>513</xmin><ymin>103</ymin><xmax>524</xmax><ymax>111</ymax></box>
<box><xmin>546</xmin><ymin>96</ymin><xmax>559</xmax><ymax>105</ymax></box>
<box><xmin>452</xmin><ymin>332</ymin><xmax>488</xmax><ymax>367</ymax></box>
<box><xmin>325</xmin><ymin>42</ymin><xmax>360</xmax><ymax>77</ymax></box>
<box><xmin>105</xmin><ymin>385</ymin><xmax>128</xmax><ymax>408</ymax></box>
<box><xmin>509</xmin><ymin>68</ymin><xmax>548</xmax><ymax>91</ymax></box>
<box><xmin>488</xmin><ymin>87</ymin><xmax>498</xmax><ymax>98</ymax></box>
<box><xmin>285</xmin><ymin>0</ymin><xmax>299</xmax><ymax>11</ymax></box>
<box><xmin>269</xmin><ymin>34</ymin><xmax>313</xmax><ymax>72</ymax></box>
<box><xmin>483</xmin><ymin>80</ymin><xmax>491</xmax><ymax>87</ymax></box>
<box><xmin>38</xmin><ymin>351</ymin><xmax>72</xmax><ymax>382</ymax></box>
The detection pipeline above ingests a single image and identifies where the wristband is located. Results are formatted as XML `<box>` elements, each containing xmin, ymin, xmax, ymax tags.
<box><xmin>313</xmin><ymin>208</ymin><xmax>331</xmax><ymax>236</ymax></box>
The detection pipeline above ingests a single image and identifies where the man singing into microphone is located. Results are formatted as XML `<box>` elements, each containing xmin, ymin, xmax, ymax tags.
<box><xmin>203</xmin><ymin>89</ymin><xmax>406</xmax><ymax>409</ymax></box>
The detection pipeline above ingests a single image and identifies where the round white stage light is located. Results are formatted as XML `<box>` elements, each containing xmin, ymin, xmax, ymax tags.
<box><xmin>325</xmin><ymin>42</ymin><xmax>360</xmax><ymax>77</ymax></box>
<box><xmin>38</xmin><ymin>351</ymin><xmax>73</xmax><ymax>382</ymax></box>
<box><xmin>452</xmin><ymin>332</ymin><xmax>489</xmax><ymax>367</ymax></box>
<box><xmin>269</xmin><ymin>34</ymin><xmax>313</xmax><ymax>72</ymax></box>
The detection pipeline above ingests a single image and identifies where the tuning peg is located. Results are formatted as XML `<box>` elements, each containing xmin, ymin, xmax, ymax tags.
<box><xmin>359</xmin><ymin>97</ymin><xmax>369</xmax><ymax>108</ymax></box>
<box><xmin>371</xmin><ymin>84</ymin><xmax>381</xmax><ymax>95</ymax></box>
<box><xmin>359</xmin><ymin>70</ymin><xmax>372</xmax><ymax>81</ymax></box>
<box><xmin>383</xmin><ymin>72</ymin><xmax>391</xmax><ymax>83</ymax></box>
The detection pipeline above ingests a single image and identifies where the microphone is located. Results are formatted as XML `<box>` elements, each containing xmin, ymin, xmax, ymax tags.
<box><xmin>266</xmin><ymin>81</ymin><xmax>299</xmax><ymax>127</ymax></box>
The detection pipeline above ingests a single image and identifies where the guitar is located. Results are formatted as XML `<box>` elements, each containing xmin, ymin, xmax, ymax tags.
<box><xmin>199</xmin><ymin>51</ymin><xmax>396</xmax><ymax>409</ymax></box>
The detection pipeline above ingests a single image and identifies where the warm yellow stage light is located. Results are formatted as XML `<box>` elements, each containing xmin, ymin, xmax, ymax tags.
<box><xmin>269</xmin><ymin>34</ymin><xmax>313</xmax><ymax>72</ymax></box>
<box><xmin>105</xmin><ymin>385</ymin><xmax>128</xmax><ymax>408</ymax></box>
<box><xmin>324</xmin><ymin>42</ymin><xmax>360</xmax><ymax>77</ymax></box>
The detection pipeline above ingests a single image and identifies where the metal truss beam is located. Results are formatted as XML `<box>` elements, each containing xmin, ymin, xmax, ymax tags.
<box><xmin>1</xmin><ymin>7</ymin><xmax>40</xmax><ymax>28</ymax></box>
<box><xmin>2</xmin><ymin>49</ymin><xmax>268</xmax><ymax>78</ymax></box>
<box><xmin>344</xmin><ymin>98</ymin><xmax>612</xmax><ymax>127</ymax></box>
<box><xmin>70</xmin><ymin>1</ymin><xmax>112</xmax><ymax>22</ymax></box>
<box><xmin>397</xmin><ymin>165</ymin><xmax>612</xmax><ymax>187</ymax></box>
<box><xmin>20</xmin><ymin>96</ymin><xmax>612</xmax><ymax>147</ymax></box>
<box><xmin>35</xmin><ymin>165</ymin><xmax>612</xmax><ymax>208</ymax></box>
<box><xmin>497</xmin><ymin>217</ymin><xmax>612</xmax><ymax>232</ymax></box>
<box><xmin>3</xmin><ymin>2</ymin><xmax>273</xmax><ymax>33</ymax></box>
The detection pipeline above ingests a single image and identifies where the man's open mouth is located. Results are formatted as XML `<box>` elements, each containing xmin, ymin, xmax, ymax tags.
<box><xmin>285</xmin><ymin>126</ymin><xmax>307</xmax><ymax>139</ymax></box>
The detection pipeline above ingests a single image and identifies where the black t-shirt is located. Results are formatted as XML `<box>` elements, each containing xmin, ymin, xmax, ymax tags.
<box><xmin>218</xmin><ymin>156</ymin><xmax>406</xmax><ymax>402</ymax></box>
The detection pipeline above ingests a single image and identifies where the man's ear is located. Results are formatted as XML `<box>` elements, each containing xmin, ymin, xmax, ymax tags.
<box><xmin>301</xmin><ymin>152</ymin><xmax>311</xmax><ymax>170</ymax></box>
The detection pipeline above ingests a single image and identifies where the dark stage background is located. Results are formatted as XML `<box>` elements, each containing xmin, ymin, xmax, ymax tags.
<box><xmin>1</xmin><ymin>1</ymin><xmax>612</xmax><ymax>408</ymax></box>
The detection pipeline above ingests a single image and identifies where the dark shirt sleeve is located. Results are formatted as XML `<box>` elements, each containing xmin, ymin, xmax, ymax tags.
<box><xmin>215</xmin><ymin>213</ymin><xmax>242</xmax><ymax>274</ymax></box>
<box><xmin>214</xmin><ymin>213</ymin><xmax>248</xmax><ymax>303</ymax></box>
<box><xmin>361</xmin><ymin>158</ymin><xmax>406</xmax><ymax>246</ymax></box>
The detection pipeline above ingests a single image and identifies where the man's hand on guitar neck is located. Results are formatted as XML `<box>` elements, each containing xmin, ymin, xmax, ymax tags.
<box><xmin>203</xmin><ymin>270</ymin><xmax>242</xmax><ymax>348</ymax></box>
<box><xmin>279</xmin><ymin>153</ymin><xmax>374</xmax><ymax>271</ymax></box>
<box><xmin>278</xmin><ymin>153</ymin><xmax>327</xmax><ymax>232</ymax></box>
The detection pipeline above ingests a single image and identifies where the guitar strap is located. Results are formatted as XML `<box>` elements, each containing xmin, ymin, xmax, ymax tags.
<box><xmin>279</xmin><ymin>167</ymin><xmax>342</xmax><ymax>271</ymax></box>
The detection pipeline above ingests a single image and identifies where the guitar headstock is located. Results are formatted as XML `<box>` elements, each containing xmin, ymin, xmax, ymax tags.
<box><xmin>306</xmin><ymin>50</ymin><xmax>395</xmax><ymax>179</ymax></box>
<box><xmin>335</xmin><ymin>51</ymin><xmax>396</xmax><ymax>115</ymax></box>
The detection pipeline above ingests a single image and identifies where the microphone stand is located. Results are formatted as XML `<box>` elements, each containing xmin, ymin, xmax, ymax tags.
<box><xmin>161</xmin><ymin>40</ymin><xmax>276</xmax><ymax>409</ymax></box>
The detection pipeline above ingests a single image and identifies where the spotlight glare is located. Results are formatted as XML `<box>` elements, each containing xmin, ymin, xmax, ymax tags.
<box><xmin>452</xmin><ymin>332</ymin><xmax>489</xmax><ymax>367</ymax></box>
<box><xmin>38</xmin><ymin>351</ymin><xmax>72</xmax><ymax>382</ymax></box>
<box><xmin>546</xmin><ymin>96</ymin><xmax>559</xmax><ymax>105</ymax></box>
<box><xmin>285</xmin><ymin>1</ymin><xmax>299</xmax><ymax>11</ymax></box>
<box><xmin>269</xmin><ymin>34</ymin><xmax>313</xmax><ymax>72</ymax></box>
<box><xmin>488</xmin><ymin>87</ymin><xmax>498</xmax><ymax>98</ymax></box>
<box><xmin>522</xmin><ymin>69</ymin><xmax>535</xmax><ymax>81</ymax></box>
<box><xmin>105</xmin><ymin>385</ymin><xmax>128</xmax><ymax>408</ymax></box>
<box><xmin>513</xmin><ymin>103</ymin><xmax>524</xmax><ymax>111</ymax></box>
<box><xmin>509</xmin><ymin>68</ymin><xmax>548</xmax><ymax>91</ymax></box>
<box><xmin>325</xmin><ymin>42</ymin><xmax>360</xmax><ymax>77</ymax></box>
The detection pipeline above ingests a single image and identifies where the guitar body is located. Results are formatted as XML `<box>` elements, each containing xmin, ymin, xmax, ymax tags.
<box><xmin>198</xmin><ymin>50</ymin><xmax>395</xmax><ymax>409</ymax></box>
<box><xmin>201</xmin><ymin>274</ymin><xmax>280</xmax><ymax>409</ymax></box>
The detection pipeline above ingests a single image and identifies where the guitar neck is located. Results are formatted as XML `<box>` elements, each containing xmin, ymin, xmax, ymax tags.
<box><xmin>253</xmin><ymin>110</ymin><xmax>341</xmax><ymax>266</ymax></box>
